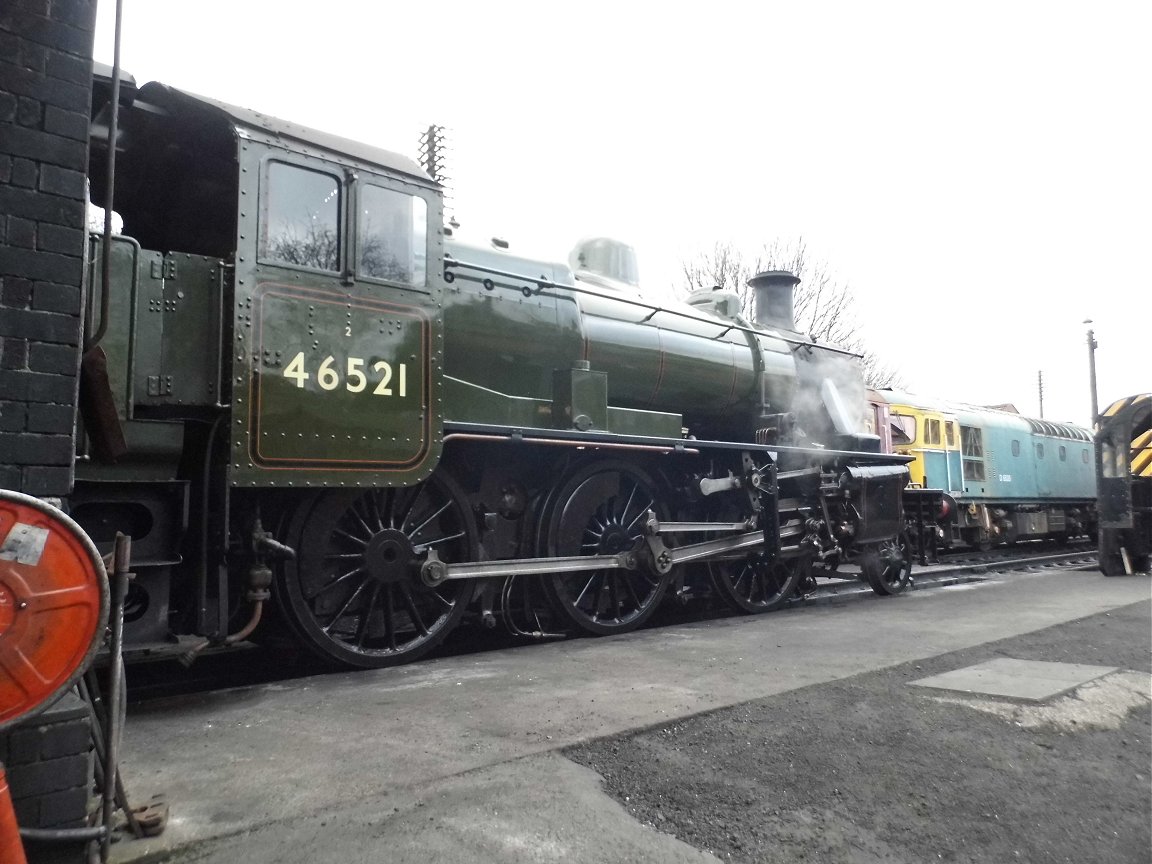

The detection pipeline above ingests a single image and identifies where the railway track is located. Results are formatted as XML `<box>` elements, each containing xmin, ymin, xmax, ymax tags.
<box><xmin>118</xmin><ymin>543</ymin><xmax>1100</xmax><ymax>704</ymax></box>
<box><xmin>793</xmin><ymin>542</ymin><xmax>1097</xmax><ymax>606</ymax></box>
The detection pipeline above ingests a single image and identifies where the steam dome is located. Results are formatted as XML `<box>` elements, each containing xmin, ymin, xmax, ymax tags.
<box><xmin>569</xmin><ymin>238</ymin><xmax>640</xmax><ymax>290</ymax></box>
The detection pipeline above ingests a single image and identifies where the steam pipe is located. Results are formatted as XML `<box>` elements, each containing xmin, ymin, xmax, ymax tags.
<box><xmin>442</xmin><ymin>432</ymin><xmax>699</xmax><ymax>455</ymax></box>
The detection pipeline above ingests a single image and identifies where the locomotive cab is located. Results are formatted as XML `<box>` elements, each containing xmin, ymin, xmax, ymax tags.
<box><xmin>79</xmin><ymin>75</ymin><xmax>447</xmax><ymax>647</ymax></box>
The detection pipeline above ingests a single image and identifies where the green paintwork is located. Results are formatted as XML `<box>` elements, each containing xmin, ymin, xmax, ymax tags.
<box><xmin>443</xmin><ymin>377</ymin><xmax>553</xmax><ymax>428</ymax></box>
<box><xmin>552</xmin><ymin>367</ymin><xmax>607</xmax><ymax>431</ymax></box>
<box><xmin>442</xmin><ymin>241</ymin><xmax>583</xmax><ymax>403</ymax></box>
<box><xmin>82</xmin><ymin>91</ymin><xmax>832</xmax><ymax>492</ymax></box>
<box><xmin>88</xmin><ymin>238</ymin><xmax>224</xmax><ymax>418</ymax></box>
<box><xmin>226</xmin><ymin>136</ymin><xmax>445</xmax><ymax>488</ymax></box>
<box><xmin>85</xmin><ymin>235</ymin><xmax>144</xmax><ymax>420</ymax></box>
<box><xmin>248</xmin><ymin>284</ymin><xmax>433</xmax><ymax>471</ymax></box>
<box><xmin>442</xmin><ymin>376</ymin><xmax>681</xmax><ymax>438</ymax></box>
<box><xmin>443</xmin><ymin>241</ymin><xmax>802</xmax><ymax>443</ymax></box>
<box><xmin>606</xmin><ymin>407</ymin><xmax>682</xmax><ymax>439</ymax></box>
<box><xmin>78</xmin><ymin>236</ymin><xmax>185</xmax><ymax>480</ymax></box>
<box><xmin>146</xmin><ymin>253</ymin><xmax>224</xmax><ymax>410</ymax></box>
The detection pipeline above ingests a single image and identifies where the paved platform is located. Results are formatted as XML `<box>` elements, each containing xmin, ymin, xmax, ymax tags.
<box><xmin>105</xmin><ymin>568</ymin><xmax>1150</xmax><ymax>863</ymax></box>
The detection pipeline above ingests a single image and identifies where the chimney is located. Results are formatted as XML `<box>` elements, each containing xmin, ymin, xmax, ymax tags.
<box><xmin>748</xmin><ymin>270</ymin><xmax>799</xmax><ymax>332</ymax></box>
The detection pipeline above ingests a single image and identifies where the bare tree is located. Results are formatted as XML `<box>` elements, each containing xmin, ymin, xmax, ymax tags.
<box><xmin>269</xmin><ymin>222</ymin><xmax>340</xmax><ymax>271</ymax></box>
<box><xmin>681</xmin><ymin>239</ymin><xmax>904</xmax><ymax>389</ymax></box>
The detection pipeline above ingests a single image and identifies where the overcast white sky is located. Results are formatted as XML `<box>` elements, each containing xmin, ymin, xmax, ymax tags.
<box><xmin>94</xmin><ymin>1</ymin><xmax>1149</xmax><ymax>428</ymax></box>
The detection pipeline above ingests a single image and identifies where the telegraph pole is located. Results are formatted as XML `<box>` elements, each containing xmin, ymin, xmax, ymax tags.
<box><xmin>1037</xmin><ymin>370</ymin><xmax>1044</xmax><ymax>418</ymax></box>
<box><xmin>1084</xmin><ymin>320</ymin><xmax>1099</xmax><ymax>424</ymax></box>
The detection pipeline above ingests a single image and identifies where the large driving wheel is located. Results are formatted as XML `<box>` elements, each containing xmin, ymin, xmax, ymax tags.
<box><xmin>711</xmin><ymin>553</ymin><xmax>805</xmax><ymax>614</ymax></box>
<box><xmin>541</xmin><ymin>461</ymin><xmax>673</xmax><ymax>635</ymax></box>
<box><xmin>861</xmin><ymin>532</ymin><xmax>913</xmax><ymax>596</ymax></box>
<box><xmin>278</xmin><ymin>474</ymin><xmax>476</xmax><ymax>668</ymax></box>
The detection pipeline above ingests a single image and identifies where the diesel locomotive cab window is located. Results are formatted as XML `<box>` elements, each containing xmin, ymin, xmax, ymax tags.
<box><xmin>961</xmin><ymin>425</ymin><xmax>986</xmax><ymax>481</ymax></box>
<box><xmin>358</xmin><ymin>185</ymin><xmax>427</xmax><ymax>286</ymax></box>
<box><xmin>961</xmin><ymin>426</ymin><xmax>983</xmax><ymax>458</ymax></box>
<box><xmin>891</xmin><ymin>415</ymin><xmax>915</xmax><ymax>445</ymax></box>
<box><xmin>262</xmin><ymin>163</ymin><xmax>341</xmax><ymax>271</ymax></box>
<box><xmin>1012</xmin><ymin>439</ymin><xmax>1021</xmax><ymax>457</ymax></box>
<box><xmin>926</xmin><ymin>419</ymin><xmax>942</xmax><ymax>446</ymax></box>
<box><xmin>1102</xmin><ymin>439</ymin><xmax>1125</xmax><ymax>478</ymax></box>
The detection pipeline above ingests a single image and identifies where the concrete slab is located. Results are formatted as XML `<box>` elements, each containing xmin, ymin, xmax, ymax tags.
<box><xmin>107</xmin><ymin>569</ymin><xmax>1150</xmax><ymax>862</ymax></box>
<box><xmin>909</xmin><ymin>657</ymin><xmax>1118</xmax><ymax>701</ymax></box>
<box><xmin>109</xmin><ymin>753</ymin><xmax>720</xmax><ymax>864</ymax></box>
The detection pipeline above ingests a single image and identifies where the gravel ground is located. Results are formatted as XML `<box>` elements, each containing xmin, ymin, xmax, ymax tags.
<box><xmin>568</xmin><ymin>599</ymin><xmax>1152</xmax><ymax>864</ymax></box>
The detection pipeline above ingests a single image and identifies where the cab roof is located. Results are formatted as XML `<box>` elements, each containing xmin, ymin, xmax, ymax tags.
<box><xmin>136</xmin><ymin>81</ymin><xmax>434</xmax><ymax>185</ymax></box>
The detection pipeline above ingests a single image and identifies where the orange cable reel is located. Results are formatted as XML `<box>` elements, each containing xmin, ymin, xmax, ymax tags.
<box><xmin>0</xmin><ymin>491</ymin><xmax>109</xmax><ymax>730</ymax></box>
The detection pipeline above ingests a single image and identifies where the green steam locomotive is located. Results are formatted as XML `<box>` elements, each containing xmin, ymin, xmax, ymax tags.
<box><xmin>74</xmin><ymin>72</ymin><xmax>911</xmax><ymax>668</ymax></box>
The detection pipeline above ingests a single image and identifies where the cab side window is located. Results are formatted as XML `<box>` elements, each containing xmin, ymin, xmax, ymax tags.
<box><xmin>359</xmin><ymin>185</ymin><xmax>428</xmax><ymax>287</ymax></box>
<box><xmin>891</xmin><ymin>414</ymin><xmax>916</xmax><ymax>446</ymax></box>
<box><xmin>961</xmin><ymin>425</ymin><xmax>985</xmax><ymax>481</ymax></box>
<box><xmin>926</xmin><ymin>419</ymin><xmax>941</xmax><ymax>446</ymax></box>
<box><xmin>262</xmin><ymin>162</ymin><xmax>341</xmax><ymax>271</ymax></box>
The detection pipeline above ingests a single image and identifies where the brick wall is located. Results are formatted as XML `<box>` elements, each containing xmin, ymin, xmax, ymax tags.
<box><xmin>1</xmin><ymin>692</ymin><xmax>94</xmax><ymax>863</ymax></box>
<box><xmin>0</xmin><ymin>0</ymin><xmax>97</xmax><ymax>497</ymax></box>
<box><xmin>0</xmin><ymin>693</ymin><xmax>93</xmax><ymax>830</ymax></box>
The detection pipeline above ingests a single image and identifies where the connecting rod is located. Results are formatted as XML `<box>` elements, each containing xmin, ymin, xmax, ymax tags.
<box><xmin>419</xmin><ymin>514</ymin><xmax>804</xmax><ymax>586</ymax></box>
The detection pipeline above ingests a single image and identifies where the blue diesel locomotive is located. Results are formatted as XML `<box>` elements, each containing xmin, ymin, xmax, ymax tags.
<box><xmin>873</xmin><ymin>391</ymin><xmax>1096</xmax><ymax>550</ymax></box>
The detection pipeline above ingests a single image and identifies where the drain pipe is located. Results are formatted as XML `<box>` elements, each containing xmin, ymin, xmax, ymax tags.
<box><xmin>179</xmin><ymin>520</ymin><xmax>292</xmax><ymax>666</ymax></box>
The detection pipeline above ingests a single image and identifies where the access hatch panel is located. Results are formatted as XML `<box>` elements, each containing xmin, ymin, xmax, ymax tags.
<box><xmin>235</xmin><ymin>283</ymin><xmax>439</xmax><ymax>484</ymax></box>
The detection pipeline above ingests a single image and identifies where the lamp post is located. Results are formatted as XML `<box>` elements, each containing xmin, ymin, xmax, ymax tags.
<box><xmin>1083</xmin><ymin>319</ymin><xmax>1099</xmax><ymax>425</ymax></box>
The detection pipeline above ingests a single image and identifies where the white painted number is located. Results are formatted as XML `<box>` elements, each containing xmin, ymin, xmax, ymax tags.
<box><xmin>280</xmin><ymin>353</ymin><xmax>409</xmax><ymax>397</ymax></box>
<box><xmin>371</xmin><ymin>362</ymin><xmax>409</xmax><ymax>397</ymax></box>
<box><xmin>374</xmin><ymin>361</ymin><xmax>392</xmax><ymax>395</ymax></box>
<box><xmin>346</xmin><ymin>357</ymin><xmax>366</xmax><ymax>393</ymax></box>
<box><xmin>284</xmin><ymin>352</ymin><xmax>309</xmax><ymax>388</ymax></box>
<box><xmin>317</xmin><ymin>356</ymin><xmax>340</xmax><ymax>391</ymax></box>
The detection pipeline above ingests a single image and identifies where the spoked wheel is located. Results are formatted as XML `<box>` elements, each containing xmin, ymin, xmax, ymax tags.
<box><xmin>710</xmin><ymin>553</ymin><xmax>805</xmax><ymax>614</ymax></box>
<box><xmin>278</xmin><ymin>474</ymin><xmax>477</xmax><ymax>668</ymax></box>
<box><xmin>861</xmin><ymin>532</ymin><xmax>913</xmax><ymax>596</ymax></box>
<box><xmin>541</xmin><ymin>460</ymin><xmax>673</xmax><ymax>635</ymax></box>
